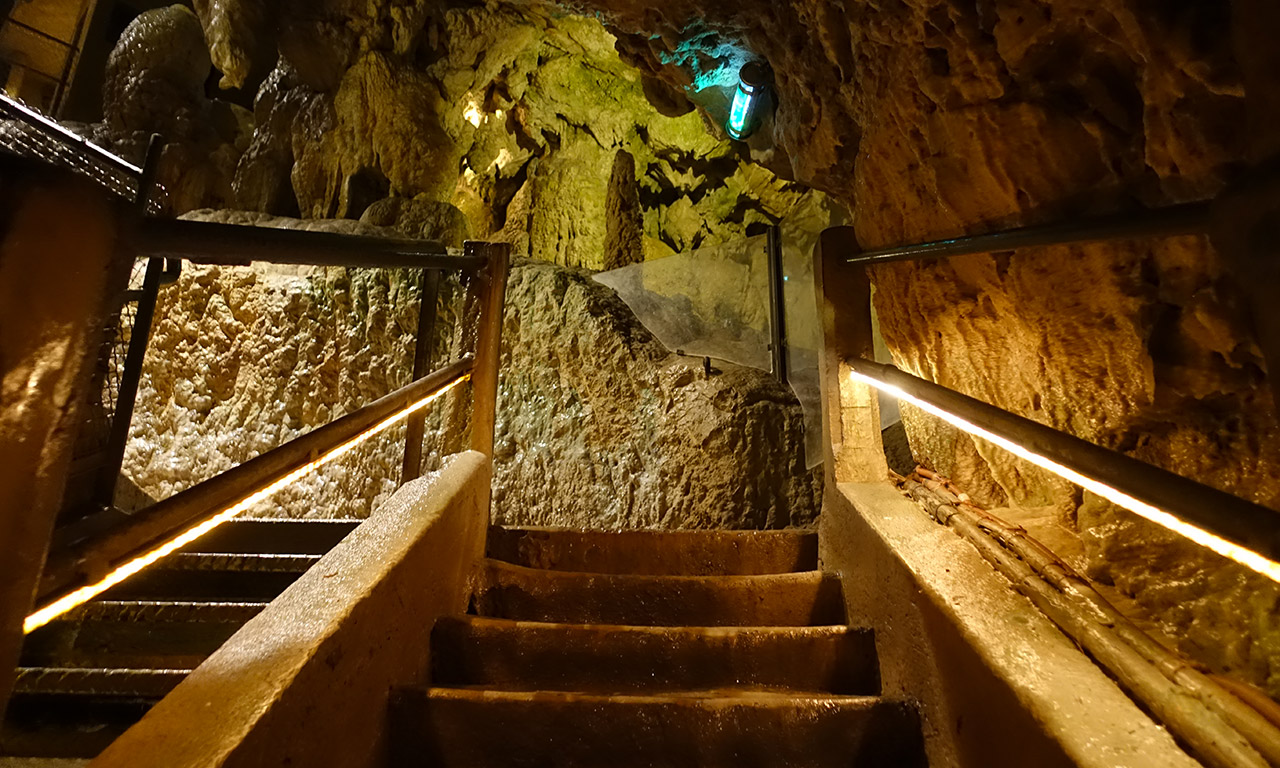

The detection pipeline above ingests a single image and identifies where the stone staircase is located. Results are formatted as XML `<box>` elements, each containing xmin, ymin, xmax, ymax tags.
<box><xmin>1</xmin><ymin>519</ymin><xmax>358</xmax><ymax>761</ymax></box>
<box><xmin>392</xmin><ymin>527</ymin><xmax>925</xmax><ymax>767</ymax></box>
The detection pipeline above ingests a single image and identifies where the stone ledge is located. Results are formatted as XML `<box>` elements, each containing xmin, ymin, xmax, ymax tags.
<box><xmin>821</xmin><ymin>481</ymin><xmax>1200</xmax><ymax>768</ymax></box>
<box><xmin>90</xmin><ymin>451</ymin><xmax>492</xmax><ymax>768</ymax></box>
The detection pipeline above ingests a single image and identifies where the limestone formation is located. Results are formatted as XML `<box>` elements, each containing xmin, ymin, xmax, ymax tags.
<box><xmin>102</xmin><ymin>5</ymin><xmax>249</xmax><ymax>213</ymax></box>
<box><xmin>603</xmin><ymin>150</ymin><xmax>644</xmax><ymax>271</ymax></box>
<box><xmin>491</xmin><ymin>262</ymin><xmax>819</xmax><ymax>529</ymax></box>
<box><xmin>122</xmin><ymin>214</ymin><xmax>818</xmax><ymax>528</ymax></box>
<box><xmin>113</xmin><ymin>0</ymin><xmax>1280</xmax><ymax>694</ymax></box>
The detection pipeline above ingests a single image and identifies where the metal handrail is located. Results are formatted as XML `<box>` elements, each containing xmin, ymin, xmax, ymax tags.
<box><xmin>137</xmin><ymin>218</ymin><xmax>483</xmax><ymax>270</ymax></box>
<box><xmin>843</xmin><ymin>200</ymin><xmax>1212</xmax><ymax>267</ymax></box>
<box><xmin>848</xmin><ymin>357</ymin><xmax>1280</xmax><ymax>568</ymax></box>
<box><xmin>41</xmin><ymin>357</ymin><xmax>476</xmax><ymax>598</ymax></box>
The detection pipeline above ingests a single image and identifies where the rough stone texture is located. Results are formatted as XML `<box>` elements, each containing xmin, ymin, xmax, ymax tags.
<box><xmin>122</xmin><ymin>218</ymin><xmax>818</xmax><ymax>528</ymax></box>
<box><xmin>101</xmin><ymin>5</ymin><xmax>250</xmax><ymax>213</ymax></box>
<box><xmin>220</xmin><ymin>6</ymin><xmax>832</xmax><ymax>267</ymax></box>
<box><xmin>492</xmin><ymin>262</ymin><xmax>819</xmax><ymax>528</ymax></box>
<box><xmin>123</xmin><ymin>213</ymin><xmax>431</xmax><ymax>520</ymax></box>
<box><xmin>603</xmin><ymin>149</ymin><xmax>644</xmax><ymax>271</ymax></box>
<box><xmin>119</xmin><ymin>0</ymin><xmax>1280</xmax><ymax>693</ymax></box>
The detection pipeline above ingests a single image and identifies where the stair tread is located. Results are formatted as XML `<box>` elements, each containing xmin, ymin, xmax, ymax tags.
<box><xmin>443</xmin><ymin>614</ymin><xmax>859</xmax><ymax>635</ymax></box>
<box><xmin>475</xmin><ymin>560</ymin><xmax>845</xmax><ymax>627</ymax></box>
<box><xmin>13</xmin><ymin>667</ymin><xmax>190</xmax><ymax>697</ymax></box>
<box><xmin>418</xmin><ymin>686</ymin><xmax>883</xmax><ymax>704</ymax></box>
<box><xmin>393</xmin><ymin>683</ymin><xmax>925</xmax><ymax>767</ymax></box>
<box><xmin>487</xmin><ymin>526</ymin><xmax>819</xmax><ymax>576</ymax></box>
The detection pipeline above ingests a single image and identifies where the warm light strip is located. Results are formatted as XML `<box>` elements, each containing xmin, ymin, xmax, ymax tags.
<box><xmin>852</xmin><ymin>370</ymin><xmax>1280</xmax><ymax>584</ymax></box>
<box><xmin>24</xmin><ymin>375</ymin><xmax>468</xmax><ymax>633</ymax></box>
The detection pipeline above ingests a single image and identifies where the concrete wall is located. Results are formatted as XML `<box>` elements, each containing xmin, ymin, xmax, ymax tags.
<box><xmin>0</xmin><ymin>162</ymin><xmax>128</xmax><ymax>716</ymax></box>
<box><xmin>90</xmin><ymin>450</ymin><xmax>492</xmax><ymax>768</ymax></box>
<box><xmin>820</xmin><ymin>482</ymin><xmax>1201</xmax><ymax>768</ymax></box>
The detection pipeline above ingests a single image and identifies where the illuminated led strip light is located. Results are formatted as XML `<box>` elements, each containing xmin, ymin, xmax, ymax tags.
<box><xmin>850</xmin><ymin>369</ymin><xmax>1280</xmax><ymax>584</ymax></box>
<box><xmin>24</xmin><ymin>375</ymin><xmax>468</xmax><ymax>633</ymax></box>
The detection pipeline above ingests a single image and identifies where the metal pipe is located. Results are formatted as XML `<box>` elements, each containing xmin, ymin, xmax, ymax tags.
<box><xmin>844</xmin><ymin>201</ymin><xmax>1213</xmax><ymax>266</ymax></box>
<box><xmin>766</xmin><ymin>225</ymin><xmax>788</xmax><ymax>384</ymax></box>
<box><xmin>848</xmin><ymin>358</ymin><xmax>1280</xmax><ymax>566</ymax></box>
<box><xmin>92</xmin><ymin>136</ymin><xmax>166</xmax><ymax>511</ymax></box>
<box><xmin>40</xmin><ymin>357</ymin><xmax>474</xmax><ymax>599</ymax></box>
<box><xmin>136</xmin><ymin>218</ymin><xmax>485</xmax><ymax>271</ymax></box>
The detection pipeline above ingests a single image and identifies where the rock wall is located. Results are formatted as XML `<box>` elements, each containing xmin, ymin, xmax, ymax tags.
<box><xmin>123</xmin><ymin>218</ymin><xmax>819</xmax><ymax>526</ymax></box>
<box><xmin>106</xmin><ymin>5</ymin><xmax>826</xmax><ymax>528</ymax></box>
<box><xmin>549</xmin><ymin>0</ymin><xmax>1280</xmax><ymax>694</ymax></box>
<box><xmin>493</xmin><ymin>263</ymin><xmax>818</xmax><ymax>528</ymax></box>
<box><xmin>110</xmin><ymin>0</ymin><xmax>1280</xmax><ymax>692</ymax></box>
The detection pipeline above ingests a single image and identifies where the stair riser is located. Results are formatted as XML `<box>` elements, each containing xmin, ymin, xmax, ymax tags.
<box><xmin>487</xmin><ymin>528</ymin><xmax>819</xmax><ymax>575</ymax></box>
<box><xmin>476</xmin><ymin>563</ymin><xmax>845</xmax><ymax>627</ymax></box>
<box><xmin>21</xmin><ymin>620</ymin><xmax>246</xmax><ymax>670</ymax></box>
<box><xmin>391</xmin><ymin>691</ymin><xmax>925</xmax><ymax>768</ymax></box>
<box><xmin>179</xmin><ymin>519</ymin><xmax>359</xmax><ymax>555</ymax></box>
<box><xmin>100</xmin><ymin>569</ymin><xmax>304</xmax><ymax>602</ymax></box>
<box><xmin>432</xmin><ymin>619</ymin><xmax>879</xmax><ymax>694</ymax></box>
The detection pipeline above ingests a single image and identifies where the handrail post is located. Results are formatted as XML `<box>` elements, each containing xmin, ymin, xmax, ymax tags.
<box><xmin>401</xmin><ymin>269</ymin><xmax>442</xmax><ymax>483</ymax></box>
<box><xmin>468</xmin><ymin>242</ymin><xmax>510</xmax><ymax>459</ymax></box>
<box><xmin>815</xmin><ymin>227</ymin><xmax>887</xmax><ymax>485</ymax></box>
<box><xmin>766</xmin><ymin>225</ymin><xmax>788</xmax><ymax>384</ymax></box>
<box><xmin>93</xmin><ymin>135</ymin><xmax>165</xmax><ymax>511</ymax></box>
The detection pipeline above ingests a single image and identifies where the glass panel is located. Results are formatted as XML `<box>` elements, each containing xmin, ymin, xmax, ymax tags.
<box><xmin>593</xmin><ymin>234</ymin><xmax>773</xmax><ymax>371</ymax></box>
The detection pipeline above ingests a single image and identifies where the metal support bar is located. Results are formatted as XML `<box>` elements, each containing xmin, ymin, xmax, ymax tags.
<box><xmin>468</xmin><ymin>242</ymin><xmax>511</xmax><ymax>459</ymax></box>
<box><xmin>41</xmin><ymin>357</ymin><xmax>475</xmax><ymax>601</ymax></box>
<box><xmin>136</xmin><ymin>218</ymin><xmax>485</xmax><ymax>271</ymax></box>
<box><xmin>843</xmin><ymin>201</ymin><xmax>1213</xmax><ymax>267</ymax></box>
<box><xmin>401</xmin><ymin>268</ymin><xmax>441</xmax><ymax>483</ymax></box>
<box><xmin>92</xmin><ymin>256</ymin><xmax>161</xmax><ymax>510</ymax></box>
<box><xmin>91</xmin><ymin>136</ymin><xmax>165</xmax><ymax>511</ymax></box>
<box><xmin>847</xmin><ymin>358</ymin><xmax>1280</xmax><ymax>562</ymax></box>
<box><xmin>765</xmin><ymin>225</ymin><xmax>788</xmax><ymax>384</ymax></box>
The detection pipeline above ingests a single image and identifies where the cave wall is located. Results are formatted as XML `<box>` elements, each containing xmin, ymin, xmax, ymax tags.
<box><xmin>123</xmin><ymin>214</ymin><xmax>819</xmax><ymax>526</ymax></box>
<box><xmin>556</xmin><ymin>0</ymin><xmax>1280</xmax><ymax>695</ymax></box>
<box><xmin>101</xmin><ymin>5</ymin><xmax>825</xmax><ymax>528</ymax></box>
<box><xmin>106</xmin><ymin>0</ymin><xmax>1280</xmax><ymax>693</ymax></box>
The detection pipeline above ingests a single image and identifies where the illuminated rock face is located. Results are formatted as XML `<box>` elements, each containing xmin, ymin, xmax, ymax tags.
<box><xmin>567</xmin><ymin>0</ymin><xmax>1280</xmax><ymax>693</ymax></box>
<box><xmin>118</xmin><ymin>0</ymin><xmax>1280</xmax><ymax>691</ymax></box>
<box><xmin>123</xmin><ymin>230</ymin><xmax>818</xmax><ymax>528</ymax></box>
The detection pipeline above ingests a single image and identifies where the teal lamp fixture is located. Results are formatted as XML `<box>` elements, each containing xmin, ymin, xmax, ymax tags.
<box><xmin>727</xmin><ymin>61</ymin><xmax>769</xmax><ymax>140</ymax></box>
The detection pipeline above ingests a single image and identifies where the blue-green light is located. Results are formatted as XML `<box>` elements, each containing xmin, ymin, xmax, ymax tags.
<box><xmin>726</xmin><ymin>62</ymin><xmax>768</xmax><ymax>141</ymax></box>
<box><xmin>728</xmin><ymin>88</ymin><xmax>754</xmax><ymax>139</ymax></box>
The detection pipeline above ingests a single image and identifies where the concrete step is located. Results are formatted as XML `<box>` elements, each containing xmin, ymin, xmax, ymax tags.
<box><xmin>487</xmin><ymin>526</ymin><xmax>818</xmax><ymax>575</ymax></box>
<box><xmin>390</xmin><ymin>687</ymin><xmax>924</xmax><ymax>767</ymax></box>
<box><xmin>475</xmin><ymin>560</ymin><xmax>845</xmax><ymax>627</ymax></box>
<box><xmin>431</xmin><ymin>616</ymin><xmax>878</xmax><ymax>694</ymax></box>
